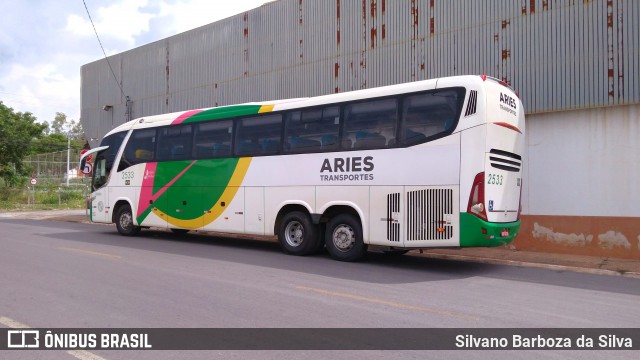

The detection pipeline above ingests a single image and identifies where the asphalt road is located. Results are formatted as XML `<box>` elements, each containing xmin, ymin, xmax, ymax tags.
<box><xmin>1</xmin><ymin>219</ymin><xmax>638</xmax><ymax>360</ymax></box>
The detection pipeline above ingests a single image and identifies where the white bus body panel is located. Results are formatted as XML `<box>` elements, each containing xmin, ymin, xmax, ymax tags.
<box><xmin>369</xmin><ymin>186</ymin><xmax>404</xmax><ymax>246</ymax></box>
<box><xmin>202</xmin><ymin>187</ymin><xmax>245</xmax><ymax>233</ymax></box>
<box><xmin>459</xmin><ymin>125</ymin><xmax>487</xmax><ymax>213</ymax></box>
<box><xmin>245</xmin><ymin>187</ymin><xmax>265</xmax><ymax>235</ymax></box>
<box><xmin>91</xmin><ymin>189</ymin><xmax>109</xmax><ymax>223</ymax></box>
<box><xmin>484</xmin><ymin>126</ymin><xmax>523</xmax><ymax>223</ymax></box>
<box><xmin>483</xmin><ymin>81</ymin><xmax>525</xmax><ymax>223</ymax></box>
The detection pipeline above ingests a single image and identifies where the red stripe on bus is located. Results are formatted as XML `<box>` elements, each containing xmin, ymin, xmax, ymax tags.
<box><xmin>494</xmin><ymin>122</ymin><xmax>522</xmax><ymax>133</ymax></box>
<box><xmin>172</xmin><ymin>110</ymin><xmax>203</xmax><ymax>125</ymax></box>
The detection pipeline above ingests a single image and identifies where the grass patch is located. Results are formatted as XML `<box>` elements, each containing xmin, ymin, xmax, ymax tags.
<box><xmin>0</xmin><ymin>187</ymin><xmax>86</xmax><ymax>210</ymax></box>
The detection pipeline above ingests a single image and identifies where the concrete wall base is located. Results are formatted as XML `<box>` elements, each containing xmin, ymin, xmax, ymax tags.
<box><xmin>514</xmin><ymin>215</ymin><xmax>640</xmax><ymax>260</ymax></box>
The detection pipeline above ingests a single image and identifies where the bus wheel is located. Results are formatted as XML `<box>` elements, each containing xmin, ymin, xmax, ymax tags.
<box><xmin>279</xmin><ymin>211</ymin><xmax>319</xmax><ymax>256</ymax></box>
<box><xmin>115</xmin><ymin>204</ymin><xmax>141</xmax><ymax>236</ymax></box>
<box><xmin>325</xmin><ymin>214</ymin><xmax>367</xmax><ymax>262</ymax></box>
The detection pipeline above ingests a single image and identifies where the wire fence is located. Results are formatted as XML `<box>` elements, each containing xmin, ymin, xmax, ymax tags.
<box><xmin>0</xmin><ymin>150</ymin><xmax>90</xmax><ymax>210</ymax></box>
<box><xmin>0</xmin><ymin>185</ymin><xmax>89</xmax><ymax>210</ymax></box>
<box><xmin>23</xmin><ymin>149</ymin><xmax>85</xmax><ymax>182</ymax></box>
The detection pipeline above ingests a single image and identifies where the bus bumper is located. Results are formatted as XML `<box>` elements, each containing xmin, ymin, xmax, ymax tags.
<box><xmin>459</xmin><ymin>213</ymin><xmax>520</xmax><ymax>247</ymax></box>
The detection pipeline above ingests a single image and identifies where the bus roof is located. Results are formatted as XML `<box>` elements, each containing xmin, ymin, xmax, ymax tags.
<box><xmin>104</xmin><ymin>98</ymin><xmax>309</xmax><ymax>137</ymax></box>
<box><xmin>102</xmin><ymin>75</ymin><xmax>503</xmax><ymax>139</ymax></box>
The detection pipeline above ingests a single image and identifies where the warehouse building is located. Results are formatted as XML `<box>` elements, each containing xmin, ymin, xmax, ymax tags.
<box><xmin>80</xmin><ymin>0</ymin><xmax>640</xmax><ymax>259</ymax></box>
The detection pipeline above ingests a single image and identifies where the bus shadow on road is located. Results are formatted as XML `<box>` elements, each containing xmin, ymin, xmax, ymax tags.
<box><xmin>28</xmin><ymin>217</ymin><xmax>640</xmax><ymax>293</ymax></box>
<box><xmin>43</xmin><ymin>226</ymin><xmax>498</xmax><ymax>285</ymax></box>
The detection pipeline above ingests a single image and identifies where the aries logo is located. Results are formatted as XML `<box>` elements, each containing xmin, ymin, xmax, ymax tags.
<box><xmin>321</xmin><ymin>156</ymin><xmax>374</xmax><ymax>172</ymax></box>
<box><xmin>320</xmin><ymin>156</ymin><xmax>375</xmax><ymax>182</ymax></box>
<box><xmin>499</xmin><ymin>92</ymin><xmax>517</xmax><ymax>109</ymax></box>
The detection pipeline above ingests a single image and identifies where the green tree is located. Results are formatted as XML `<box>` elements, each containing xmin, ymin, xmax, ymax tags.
<box><xmin>29</xmin><ymin>133</ymin><xmax>69</xmax><ymax>154</ymax></box>
<box><xmin>51</xmin><ymin>112</ymin><xmax>67</xmax><ymax>134</ymax></box>
<box><xmin>68</xmin><ymin>118</ymin><xmax>84</xmax><ymax>141</ymax></box>
<box><xmin>29</xmin><ymin>112</ymin><xmax>85</xmax><ymax>155</ymax></box>
<box><xmin>0</xmin><ymin>101</ymin><xmax>47</xmax><ymax>186</ymax></box>
<box><xmin>48</xmin><ymin>112</ymin><xmax>84</xmax><ymax>140</ymax></box>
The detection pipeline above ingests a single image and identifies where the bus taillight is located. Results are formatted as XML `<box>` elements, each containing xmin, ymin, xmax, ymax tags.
<box><xmin>517</xmin><ymin>178</ymin><xmax>523</xmax><ymax>220</ymax></box>
<box><xmin>467</xmin><ymin>172</ymin><xmax>488</xmax><ymax>220</ymax></box>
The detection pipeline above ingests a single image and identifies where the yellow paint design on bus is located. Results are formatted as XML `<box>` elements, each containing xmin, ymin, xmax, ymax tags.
<box><xmin>258</xmin><ymin>104</ymin><xmax>274</xmax><ymax>113</ymax></box>
<box><xmin>151</xmin><ymin>157</ymin><xmax>252</xmax><ymax>228</ymax></box>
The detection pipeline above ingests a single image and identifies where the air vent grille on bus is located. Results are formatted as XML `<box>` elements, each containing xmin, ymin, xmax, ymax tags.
<box><xmin>489</xmin><ymin>149</ymin><xmax>521</xmax><ymax>172</ymax></box>
<box><xmin>464</xmin><ymin>90</ymin><xmax>478</xmax><ymax>116</ymax></box>
<box><xmin>406</xmin><ymin>189</ymin><xmax>453</xmax><ymax>241</ymax></box>
<box><xmin>386</xmin><ymin>193</ymin><xmax>401</xmax><ymax>242</ymax></box>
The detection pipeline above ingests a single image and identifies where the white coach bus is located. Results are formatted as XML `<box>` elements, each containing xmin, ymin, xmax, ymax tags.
<box><xmin>81</xmin><ymin>75</ymin><xmax>525</xmax><ymax>261</ymax></box>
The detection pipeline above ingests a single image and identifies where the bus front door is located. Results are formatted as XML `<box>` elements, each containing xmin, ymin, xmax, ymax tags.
<box><xmin>90</xmin><ymin>157</ymin><xmax>111</xmax><ymax>223</ymax></box>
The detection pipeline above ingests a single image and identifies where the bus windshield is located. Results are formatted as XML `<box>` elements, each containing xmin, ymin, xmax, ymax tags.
<box><xmin>91</xmin><ymin>132</ymin><xmax>126</xmax><ymax>191</ymax></box>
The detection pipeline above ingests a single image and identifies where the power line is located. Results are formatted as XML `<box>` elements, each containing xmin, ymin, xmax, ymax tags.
<box><xmin>82</xmin><ymin>0</ymin><xmax>125</xmax><ymax>97</ymax></box>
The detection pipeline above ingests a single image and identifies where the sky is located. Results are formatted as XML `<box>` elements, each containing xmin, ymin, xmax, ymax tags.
<box><xmin>0</xmin><ymin>0</ymin><xmax>269</xmax><ymax>125</ymax></box>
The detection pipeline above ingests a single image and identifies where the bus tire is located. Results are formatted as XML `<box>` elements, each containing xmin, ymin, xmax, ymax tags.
<box><xmin>325</xmin><ymin>214</ymin><xmax>367</xmax><ymax>262</ymax></box>
<box><xmin>115</xmin><ymin>204</ymin><xmax>141</xmax><ymax>236</ymax></box>
<box><xmin>278</xmin><ymin>211</ymin><xmax>319</xmax><ymax>256</ymax></box>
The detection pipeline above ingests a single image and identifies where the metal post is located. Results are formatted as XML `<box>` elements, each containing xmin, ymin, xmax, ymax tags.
<box><xmin>66</xmin><ymin>137</ymin><xmax>70</xmax><ymax>186</ymax></box>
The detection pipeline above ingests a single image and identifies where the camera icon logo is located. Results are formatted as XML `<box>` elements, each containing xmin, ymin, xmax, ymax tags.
<box><xmin>7</xmin><ymin>330</ymin><xmax>39</xmax><ymax>348</ymax></box>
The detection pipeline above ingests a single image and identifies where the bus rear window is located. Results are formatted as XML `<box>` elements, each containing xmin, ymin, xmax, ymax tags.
<box><xmin>401</xmin><ymin>89</ymin><xmax>463</xmax><ymax>145</ymax></box>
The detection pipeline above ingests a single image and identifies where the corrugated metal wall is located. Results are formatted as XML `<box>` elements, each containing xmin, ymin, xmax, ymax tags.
<box><xmin>81</xmin><ymin>0</ymin><xmax>640</xmax><ymax>142</ymax></box>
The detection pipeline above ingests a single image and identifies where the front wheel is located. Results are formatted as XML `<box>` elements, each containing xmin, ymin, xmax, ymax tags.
<box><xmin>325</xmin><ymin>214</ymin><xmax>367</xmax><ymax>261</ymax></box>
<box><xmin>115</xmin><ymin>204</ymin><xmax>141</xmax><ymax>236</ymax></box>
<box><xmin>278</xmin><ymin>211</ymin><xmax>320</xmax><ymax>256</ymax></box>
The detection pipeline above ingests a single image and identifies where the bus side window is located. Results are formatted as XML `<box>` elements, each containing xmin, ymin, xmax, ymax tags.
<box><xmin>344</xmin><ymin>98</ymin><xmax>398</xmax><ymax>150</ymax></box>
<box><xmin>156</xmin><ymin>124</ymin><xmax>193</xmax><ymax>161</ymax></box>
<box><xmin>401</xmin><ymin>90</ymin><xmax>461</xmax><ymax>145</ymax></box>
<box><xmin>284</xmin><ymin>106</ymin><xmax>339</xmax><ymax>153</ymax></box>
<box><xmin>321</xmin><ymin>106</ymin><xmax>341</xmax><ymax>151</ymax></box>
<box><xmin>120</xmin><ymin>129</ymin><xmax>157</xmax><ymax>170</ymax></box>
<box><xmin>235</xmin><ymin>114</ymin><xmax>282</xmax><ymax>157</ymax></box>
<box><xmin>194</xmin><ymin>120</ymin><xmax>233</xmax><ymax>158</ymax></box>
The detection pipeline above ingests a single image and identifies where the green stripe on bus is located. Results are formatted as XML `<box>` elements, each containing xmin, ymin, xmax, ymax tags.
<box><xmin>459</xmin><ymin>212</ymin><xmax>520</xmax><ymax>247</ymax></box>
<box><xmin>182</xmin><ymin>105</ymin><xmax>263</xmax><ymax>124</ymax></box>
<box><xmin>138</xmin><ymin>158</ymin><xmax>241</xmax><ymax>223</ymax></box>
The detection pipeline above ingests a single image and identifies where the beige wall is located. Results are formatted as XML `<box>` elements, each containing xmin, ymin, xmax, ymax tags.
<box><xmin>516</xmin><ymin>104</ymin><xmax>640</xmax><ymax>259</ymax></box>
<box><xmin>516</xmin><ymin>215</ymin><xmax>640</xmax><ymax>260</ymax></box>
